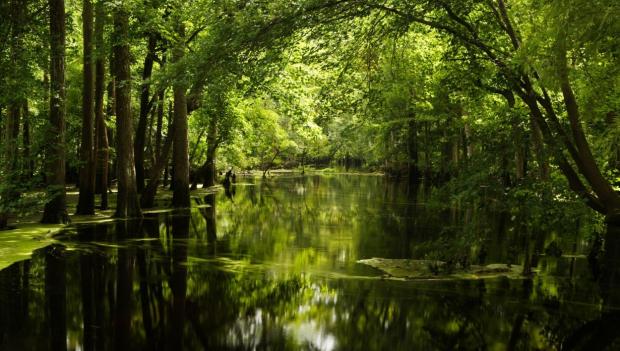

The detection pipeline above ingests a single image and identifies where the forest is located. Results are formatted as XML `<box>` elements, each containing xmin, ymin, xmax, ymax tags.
<box><xmin>0</xmin><ymin>0</ymin><xmax>619</xmax><ymax>349</ymax></box>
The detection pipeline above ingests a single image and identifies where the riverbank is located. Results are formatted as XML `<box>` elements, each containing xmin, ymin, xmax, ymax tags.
<box><xmin>2</xmin><ymin>171</ymin><xmax>385</xmax><ymax>270</ymax></box>
<box><xmin>0</xmin><ymin>185</ymin><xmax>221</xmax><ymax>270</ymax></box>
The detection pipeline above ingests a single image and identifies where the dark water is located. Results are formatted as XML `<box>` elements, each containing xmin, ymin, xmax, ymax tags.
<box><xmin>1</xmin><ymin>175</ymin><xmax>620</xmax><ymax>350</ymax></box>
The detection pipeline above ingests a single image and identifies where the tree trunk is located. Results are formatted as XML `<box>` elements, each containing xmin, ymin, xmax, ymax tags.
<box><xmin>113</xmin><ymin>3</ymin><xmax>141</xmax><ymax>218</ymax></box>
<box><xmin>106</xmin><ymin>50</ymin><xmax>115</xmax><ymax>192</ymax></box>
<box><xmin>171</xmin><ymin>25</ymin><xmax>190</xmax><ymax>207</ymax></box>
<box><xmin>76</xmin><ymin>0</ymin><xmax>96</xmax><ymax>215</ymax></box>
<box><xmin>94</xmin><ymin>0</ymin><xmax>109</xmax><ymax>210</ymax></box>
<box><xmin>135</xmin><ymin>34</ymin><xmax>157</xmax><ymax>193</ymax></box>
<box><xmin>41</xmin><ymin>0</ymin><xmax>69</xmax><ymax>224</ymax></box>
<box><xmin>518</xmin><ymin>84</ymin><xmax>605</xmax><ymax>213</ymax></box>
<box><xmin>557</xmin><ymin>49</ymin><xmax>620</xmax><ymax>220</ymax></box>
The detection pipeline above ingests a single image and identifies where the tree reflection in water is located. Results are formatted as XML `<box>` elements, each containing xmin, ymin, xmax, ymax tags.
<box><xmin>0</xmin><ymin>175</ymin><xmax>618</xmax><ymax>350</ymax></box>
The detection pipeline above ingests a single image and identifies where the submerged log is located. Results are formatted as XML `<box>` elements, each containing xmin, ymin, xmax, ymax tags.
<box><xmin>357</xmin><ymin>258</ymin><xmax>527</xmax><ymax>280</ymax></box>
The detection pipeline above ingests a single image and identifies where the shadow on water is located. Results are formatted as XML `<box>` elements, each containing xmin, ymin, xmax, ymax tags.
<box><xmin>0</xmin><ymin>175</ymin><xmax>619</xmax><ymax>350</ymax></box>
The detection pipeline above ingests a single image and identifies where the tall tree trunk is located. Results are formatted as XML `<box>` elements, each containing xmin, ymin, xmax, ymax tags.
<box><xmin>106</xmin><ymin>51</ymin><xmax>115</xmax><ymax>191</ymax></box>
<box><xmin>172</xmin><ymin>26</ymin><xmax>190</xmax><ymax>207</ymax></box>
<box><xmin>94</xmin><ymin>0</ymin><xmax>109</xmax><ymax>210</ymax></box>
<box><xmin>113</xmin><ymin>3</ymin><xmax>141</xmax><ymax>218</ymax></box>
<box><xmin>135</xmin><ymin>34</ymin><xmax>157</xmax><ymax>193</ymax></box>
<box><xmin>41</xmin><ymin>0</ymin><xmax>69</xmax><ymax>224</ymax></box>
<box><xmin>76</xmin><ymin>0</ymin><xmax>96</xmax><ymax>215</ymax></box>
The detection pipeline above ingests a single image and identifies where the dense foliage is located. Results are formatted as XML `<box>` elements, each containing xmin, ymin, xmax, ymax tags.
<box><xmin>0</xmin><ymin>0</ymin><xmax>618</xmax><ymax>227</ymax></box>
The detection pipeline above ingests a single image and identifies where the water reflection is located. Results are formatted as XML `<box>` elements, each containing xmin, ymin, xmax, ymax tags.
<box><xmin>0</xmin><ymin>175</ymin><xmax>619</xmax><ymax>350</ymax></box>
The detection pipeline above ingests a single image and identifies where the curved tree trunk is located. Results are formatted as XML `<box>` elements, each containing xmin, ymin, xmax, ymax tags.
<box><xmin>557</xmin><ymin>49</ymin><xmax>620</xmax><ymax>220</ymax></box>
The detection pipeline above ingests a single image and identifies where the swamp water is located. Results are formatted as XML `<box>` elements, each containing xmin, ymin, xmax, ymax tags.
<box><xmin>0</xmin><ymin>175</ymin><xmax>619</xmax><ymax>350</ymax></box>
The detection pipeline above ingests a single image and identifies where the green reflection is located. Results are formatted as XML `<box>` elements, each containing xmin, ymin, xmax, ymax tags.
<box><xmin>0</xmin><ymin>175</ymin><xmax>619</xmax><ymax>350</ymax></box>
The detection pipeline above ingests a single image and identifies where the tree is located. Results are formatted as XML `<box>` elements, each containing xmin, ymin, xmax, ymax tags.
<box><xmin>41</xmin><ymin>0</ymin><xmax>69</xmax><ymax>224</ymax></box>
<box><xmin>135</xmin><ymin>34</ymin><xmax>158</xmax><ymax>194</ymax></box>
<box><xmin>76</xmin><ymin>0</ymin><xmax>96</xmax><ymax>215</ymax></box>
<box><xmin>171</xmin><ymin>23</ymin><xmax>190</xmax><ymax>207</ymax></box>
<box><xmin>277</xmin><ymin>0</ymin><xmax>620</xmax><ymax>221</ymax></box>
<box><xmin>94</xmin><ymin>0</ymin><xmax>109</xmax><ymax>210</ymax></box>
<box><xmin>0</xmin><ymin>0</ymin><xmax>26</xmax><ymax>228</ymax></box>
<box><xmin>112</xmin><ymin>2</ymin><xmax>141</xmax><ymax>218</ymax></box>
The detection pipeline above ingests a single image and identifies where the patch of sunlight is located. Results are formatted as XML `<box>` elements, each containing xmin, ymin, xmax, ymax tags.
<box><xmin>0</xmin><ymin>224</ymin><xmax>64</xmax><ymax>270</ymax></box>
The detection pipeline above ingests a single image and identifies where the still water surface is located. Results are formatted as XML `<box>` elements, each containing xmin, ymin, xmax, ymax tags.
<box><xmin>1</xmin><ymin>175</ymin><xmax>619</xmax><ymax>350</ymax></box>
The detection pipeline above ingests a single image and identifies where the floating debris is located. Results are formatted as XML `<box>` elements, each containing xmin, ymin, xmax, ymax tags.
<box><xmin>357</xmin><ymin>258</ymin><xmax>527</xmax><ymax>280</ymax></box>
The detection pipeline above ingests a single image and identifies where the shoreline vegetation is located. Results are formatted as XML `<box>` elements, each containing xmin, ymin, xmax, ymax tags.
<box><xmin>0</xmin><ymin>170</ymin><xmax>379</xmax><ymax>270</ymax></box>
